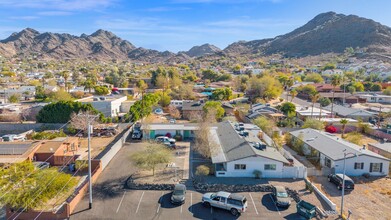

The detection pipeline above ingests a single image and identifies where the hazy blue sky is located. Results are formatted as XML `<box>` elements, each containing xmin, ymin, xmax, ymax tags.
<box><xmin>0</xmin><ymin>0</ymin><xmax>390</xmax><ymax>52</ymax></box>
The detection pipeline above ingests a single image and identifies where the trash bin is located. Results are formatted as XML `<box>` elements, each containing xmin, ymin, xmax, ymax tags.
<box><xmin>69</xmin><ymin>163</ymin><xmax>76</xmax><ymax>172</ymax></box>
<box><xmin>296</xmin><ymin>200</ymin><xmax>316</xmax><ymax>219</ymax></box>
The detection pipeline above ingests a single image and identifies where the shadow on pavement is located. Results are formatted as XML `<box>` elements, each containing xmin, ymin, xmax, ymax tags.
<box><xmin>93</xmin><ymin>177</ymin><xmax>127</xmax><ymax>199</ymax></box>
<box><xmin>188</xmin><ymin>202</ymin><xmax>240</xmax><ymax>220</ymax></box>
<box><xmin>159</xmin><ymin>192</ymin><xmax>180</xmax><ymax>209</ymax></box>
<box><xmin>262</xmin><ymin>193</ymin><xmax>279</xmax><ymax>212</ymax></box>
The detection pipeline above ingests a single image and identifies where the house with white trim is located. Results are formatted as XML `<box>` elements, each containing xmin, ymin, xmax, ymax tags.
<box><xmin>209</xmin><ymin>121</ymin><xmax>305</xmax><ymax>178</ymax></box>
<box><xmin>290</xmin><ymin>128</ymin><xmax>390</xmax><ymax>176</ymax></box>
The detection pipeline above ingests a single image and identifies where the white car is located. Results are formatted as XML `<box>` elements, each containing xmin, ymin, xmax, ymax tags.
<box><xmin>155</xmin><ymin>136</ymin><xmax>176</xmax><ymax>148</ymax></box>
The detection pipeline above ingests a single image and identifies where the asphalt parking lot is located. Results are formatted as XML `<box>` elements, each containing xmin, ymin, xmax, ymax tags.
<box><xmin>72</xmin><ymin>188</ymin><xmax>305</xmax><ymax>220</ymax></box>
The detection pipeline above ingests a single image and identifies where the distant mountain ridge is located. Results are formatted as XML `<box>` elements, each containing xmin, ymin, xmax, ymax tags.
<box><xmin>223</xmin><ymin>12</ymin><xmax>391</xmax><ymax>57</ymax></box>
<box><xmin>1</xmin><ymin>12</ymin><xmax>391</xmax><ymax>61</ymax></box>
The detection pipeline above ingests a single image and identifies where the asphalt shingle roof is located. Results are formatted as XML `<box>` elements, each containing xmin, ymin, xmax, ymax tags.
<box><xmin>211</xmin><ymin>121</ymin><xmax>288</xmax><ymax>163</ymax></box>
<box><xmin>290</xmin><ymin>128</ymin><xmax>389</xmax><ymax>161</ymax></box>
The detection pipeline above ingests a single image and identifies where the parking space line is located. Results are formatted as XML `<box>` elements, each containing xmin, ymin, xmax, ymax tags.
<box><xmin>249</xmin><ymin>193</ymin><xmax>258</xmax><ymax>215</ymax></box>
<box><xmin>190</xmin><ymin>193</ymin><xmax>193</xmax><ymax>213</ymax></box>
<box><xmin>210</xmin><ymin>207</ymin><xmax>213</xmax><ymax>214</ymax></box>
<box><xmin>135</xmin><ymin>191</ymin><xmax>145</xmax><ymax>214</ymax></box>
<box><xmin>180</xmin><ymin>204</ymin><xmax>183</xmax><ymax>213</ymax></box>
<box><xmin>269</xmin><ymin>194</ymin><xmax>281</xmax><ymax>215</ymax></box>
<box><xmin>116</xmin><ymin>191</ymin><xmax>126</xmax><ymax>213</ymax></box>
<box><xmin>157</xmin><ymin>191</ymin><xmax>163</xmax><ymax>214</ymax></box>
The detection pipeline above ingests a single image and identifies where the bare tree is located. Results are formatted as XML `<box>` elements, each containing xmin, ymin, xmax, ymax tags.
<box><xmin>70</xmin><ymin>110</ymin><xmax>99</xmax><ymax>134</ymax></box>
<box><xmin>193</xmin><ymin>111</ymin><xmax>219</xmax><ymax>158</ymax></box>
<box><xmin>168</xmin><ymin>106</ymin><xmax>181</xmax><ymax>119</ymax></box>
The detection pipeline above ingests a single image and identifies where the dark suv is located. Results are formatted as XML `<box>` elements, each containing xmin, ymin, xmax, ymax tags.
<box><xmin>328</xmin><ymin>173</ymin><xmax>355</xmax><ymax>190</ymax></box>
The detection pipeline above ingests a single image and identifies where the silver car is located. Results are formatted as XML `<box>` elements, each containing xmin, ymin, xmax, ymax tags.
<box><xmin>202</xmin><ymin>191</ymin><xmax>247</xmax><ymax>216</ymax></box>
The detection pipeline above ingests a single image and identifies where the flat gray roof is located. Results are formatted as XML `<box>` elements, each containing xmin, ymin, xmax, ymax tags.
<box><xmin>290</xmin><ymin>128</ymin><xmax>389</xmax><ymax>161</ymax></box>
<box><xmin>368</xmin><ymin>142</ymin><xmax>391</xmax><ymax>154</ymax></box>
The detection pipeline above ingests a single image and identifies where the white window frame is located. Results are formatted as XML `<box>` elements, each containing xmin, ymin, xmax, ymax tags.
<box><xmin>264</xmin><ymin>164</ymin><xmax>276</xmax><ymax>171</ymax></box>
<box><xmin>234</xmin><ymin>164</ymin><xmax>246</xmax><ymax>170</ymax></box>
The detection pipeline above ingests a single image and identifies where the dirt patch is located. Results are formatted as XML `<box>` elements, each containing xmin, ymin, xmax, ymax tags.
<box><xmin>79</xmin><ymin>136</ymin><xmax>115</xmax><ymax>158</ymax></box>
<box><xmin>311</xmin><ymin>176</ymin><xmax>391</xmax><ymax>220</ymax></box>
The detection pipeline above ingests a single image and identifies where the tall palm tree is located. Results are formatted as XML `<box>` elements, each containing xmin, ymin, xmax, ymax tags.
<box><xmin>59</xmin><ymin>70</ymin><xmax>70</xmax><ymax>92</ymax></box>
<box><xmin>331</xmin><ymin>75</ymin><xmax>342</xmax><ymax>118</ymax></box>
<box><xmin>310</xmin><ymin>93</ymin><xmax>320</xmax><ymax>118</ymax></box>
<box><xmin>340</xmin><ymin>118</ymin><xmax>349</xmax><ymax>138</ymax></box>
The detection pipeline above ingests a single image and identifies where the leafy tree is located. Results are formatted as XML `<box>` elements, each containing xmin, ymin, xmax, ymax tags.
<box><xmin>323</xmin><ymin>63</ymin><xmax>336</xmax><ymax>70</ymax></box>
<box><xmin>0</xmin><ymin>161</ymin><xmax>77</xmax><ymax>210</ymax></box>
<box><xmin>297</xmin><ymin>85</ymin><xmax>317</xmax><ymax>96</ymax></box>
<box><xmin>31</xmin><ymin>130</ymin><xmax>67</xmax><ymax>140</ymax></box>
<box><xmin>280</xmin><ymin>102</ymin><xmax>296</xmax><ymax>116</ymax></box>
<box><xmin>94</xmin><ymin>86</ymin><xmax>109</xmax><ymax>95</ymax></box>
<box><xmin>253</xmin><ymin>116</ymin><xmax>274</xmax><ymax>136</ymax></box>
<box><xmin>168</xmin><ymin>106</ymin><xmax>181</xmax><ymax>119</ymax></box>
<box><xmin>203</xmin><ymin>101</ymin><xmax>225</xmax><ymax>121</ymax></box>
<box><xmin>36</xmin><ymin>101</ymin><xmax>98</xmax><ymax>123</ymax></box>
<box><xmin>47</xmin><ymin>89</ymin><xmax>73</xmax><ymax>102</ymax></box>
<box><xmin>130</xmin><ymin>144</ymin><xmax>172</xmax><ymax>175</ymax></box>
<box><xmin>302</xmin><ymin>118</ymin><xmax>325</xmax><ymax>130</ymax></box>
<box><xmin>212</xmin><ymin>87</ymin><xmax>233</xmax><ymax>101</ymax></box>
<box><xmin>201</xmin><ymin>69</ymin><xmax>221</xmax><ymax>82</ymax></box>
<box><xmin>35</xmin><ymin>86</ymin><xmax>47</xmax><ymax>100</ymax></box>
<box><xmin>289</xmin><ymin>89</ymin><xmax>298</xmax><ymax>102</ymax></box>
<box><xmin>128</xmin><ymin>93</ymin><xmax>160</xmax><ymax>122</ymax></box>
<box><xmin>247</xmin><ymin>76</ymin><xmax>283</xmax><ymax>101</ymax></box>
<box><xmin>371</xmin><ymin>83</ymin><xmax>382</xmax><ymax>92</ymax></box>
<box><xmin>319</xmin><ymin>97</ymin><xmax>331</xmax><ymax>107</ymax></box>
<box><xmin>383</xmin><ymin>87</ymin><xmax>391</xmax><ymax>95</ymax></box>
<box><xmin>304</xmin><ymin>73</ymin><xmax>324</xmax><ymax>83</ymax></box>
<box><xmin>8</xmin><ymin>94</ymin><xmax>20</xmax><ymax>103</ymax></box>
<box><xmin>83</xmin><ymin>79</ymin><xmax>95</xmax><ymax>93</ymax></box>
<box><xmin>171</xmin><ymin>84</ymin><xmax>195</xmax><ymax>100</ymax></box>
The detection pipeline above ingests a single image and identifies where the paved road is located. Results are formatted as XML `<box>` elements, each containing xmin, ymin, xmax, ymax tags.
<box><xmin>71</xmin><ymin>140</ymin><xmax>305</xmax><ymax>220</ymax></box>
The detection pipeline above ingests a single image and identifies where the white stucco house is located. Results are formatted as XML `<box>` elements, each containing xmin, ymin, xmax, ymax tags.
<box><xmin>77</xmin><ymin>95</ymin><xmax>127</xmax><ymax>117</ymax></box>
<box><xmin>290</xmin><ymin>129</ymin><xmax>390</xmax><ymax>176</ymax></box>
<box><xmin>209</xmin><ymin>121</ymin><xmax>305</xmax><ymax>178</ymax></box>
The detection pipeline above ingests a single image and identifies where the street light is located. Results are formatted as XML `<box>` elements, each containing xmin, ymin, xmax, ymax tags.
<box><xmin>341</xmin><ymin>149</ymin><xmax>358</xmax><ymax>217</ymax></box>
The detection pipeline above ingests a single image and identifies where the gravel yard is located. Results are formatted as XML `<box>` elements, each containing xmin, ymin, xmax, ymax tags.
<box><xmin>311</xmin><ymin>176</ymin><xmax>391</xmax><ymax>220</ymax></box>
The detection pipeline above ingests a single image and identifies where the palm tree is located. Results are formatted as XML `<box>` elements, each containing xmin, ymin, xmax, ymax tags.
<box><xmin>310</xmin><ymin>93</ymin><xmax>320</xmax><ymax>118</ymax></box>
<box><xmin>340</xmin><ymin>118</ymin><xmax>349</xmax><ymax>138</ymax></box>
<box><xmin>290</xmin><ymin>89</ymin><xmax>298</xmax><ymax>102</ymax></box>
<box><xmin>59</xmin><ymin>70</ymin><xmax>70</xmax><ymax>92</ymax></box>
<box><xmin>331</xmin><ymin>75</ymin><xmax>342</xmax><ymax>118</ymax></box>
<box><xmin>83</xmin><ymin>79</ymin><xmax>94</xmax><ymax>93</ymax></box>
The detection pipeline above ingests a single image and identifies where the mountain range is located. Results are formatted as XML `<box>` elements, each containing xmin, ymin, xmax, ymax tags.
<box><xmin>1</xmin><ymin>11</ymin><xmax>391</xmax><ymax>62</ymax></box>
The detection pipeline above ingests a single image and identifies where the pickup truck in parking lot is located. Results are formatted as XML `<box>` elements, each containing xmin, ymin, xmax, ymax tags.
<box><xmin>202</xmin><ymin>191</ymin><xmax>248</xmax><ymax>216</ymax></box>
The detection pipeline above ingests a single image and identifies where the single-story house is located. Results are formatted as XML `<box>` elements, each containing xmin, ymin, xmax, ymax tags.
<box><xmin>359</xmin><ymin>94</ymin><xmax>391</xmax><ymax>104</ymax></box>
<box><xmin>296</xmin><ymin>106</ymin><xmax>331</xmax><ymax>120</ymax></box>
<box><xmin>181</xmin><ymin>101</ymin><xmax>205</xmax><ymax>120</ymax></box>
<box><xmin>367</xmin><ymin>142</ymin><xmax>391</xmax><ymax>159</ymax></box>
<box><xmin>142</xmin><ymin>123</ymin><xmax>198</xmax><ymax>140</ymax></box>
<box><xmin>222</xmin><ymin>102</ymin><xmax>235</xmax><ymax>116</ymax></box>
<box><xmin>290</xmin><ymin>128</ymin><xmax>390</xmax><ymax>176</ymax></box>
<box><xmin>209</xmin><ymin>121</ymin><xmax>304</xmax><ymax>178</ymax></box>
<box><xmin>34</xmin><ymin>137</ymin><xmax>80</xmax><ymax>166</ymax></box>
<box><xmin>77</xmin><ymin>95</ymin><xmax>128</xmax><ymax>117</ymax></box>
<box><xmin>323</xmin><ymin>105</ymin><xmax>376</xmax><ymax>121</ymax></box>
<box><xmin>0</xmin><ymin>141</ymin><xmax>41</xmax><ymax>164</ymax></box>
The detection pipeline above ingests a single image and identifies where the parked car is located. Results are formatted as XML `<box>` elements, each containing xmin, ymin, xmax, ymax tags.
<box><xmin>1</xmin><ymin>134</ymin><xmax>24</xmax><ymax>142</ymax></box>
<box><xmin>131</xmin><ymin>130</ymin><xmax>143</xmax><ymax>140</ymax></box>
<box><xmin>271</xmin><ymin>186</ymin><xmax>291</xmax><ymax>208</ymax></box>
<box><xmin>155</xmin><ymin>136</ymin><xmax>176</xmax><ymax>148</ymax></box>
<box><xmin>202</xmin><ymin>191</ymin><xmax>247</xmax><ymax>216</ymax></box>
<box><xmin>169</xmin><ymin>118</ymin><xmax>176</xmax><ymax>124</ymax></box>
<box><xmin>328</xmin><ymin>173</ymin><xmax>355</xmax><ymax>190</ymax></box>
<box><xmin>33</xmin><ymin>161</ymin><xmax>50</xmax><ymax>170</ymax></box>
<box><xmin>171</xmin><ymin>184</ymin><xmax>186</xmax><ymax>205</ymax></box>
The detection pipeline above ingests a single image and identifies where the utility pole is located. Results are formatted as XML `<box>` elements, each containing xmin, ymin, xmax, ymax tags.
<box><xmin>87</xmin><ymin>119</ymin><xmax>92</xmax><ymax>209</ymax></box>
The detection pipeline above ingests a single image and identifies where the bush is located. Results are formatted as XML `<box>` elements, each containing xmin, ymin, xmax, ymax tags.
<box><xmin>195</xmin><ymin>165</ymin><xmax>210</xmax><ymax>176</ymax></box>
<box><xmin>362</xmin><ymin>173</ymin><xmax>370</xmax><ymax>178</ymax></box>
<box><xmin>31</xmin><ymin>130</ymin><xmax>67</xmax><ymax>140</ymax></box>
<box><xmin>325</xmin><ymin>125</ymin><xmax>337</xmax><ymax>133</ymax></box>
<box><xmin>253</xmin><ymin>170</ymin><xmax>262</xmax><ymax>179</ymax></box>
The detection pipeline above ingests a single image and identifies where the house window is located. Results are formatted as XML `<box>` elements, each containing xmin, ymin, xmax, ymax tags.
<box><xmin>234</xmin><ymin>164</ymin><xmax>246</xmax><ymax>170</ymax></box>
<box><xmin>354</xmin><ymin>162</ymin><xmax>364</xmax><ymax>170</ymax></box>
<box><xmin>324</xmin><ymin>158</ymin><xmax>331</xmax><ymax>168</ymax></box>
<box><xmin>370</xmin><ymin>163</ymin><xmax>383</xmax><ymax>172</ymax></box>
<box><xmin>264</xmin><ymin>164</ymin><xmax>276</xmax><ymax>170</ymax></box>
